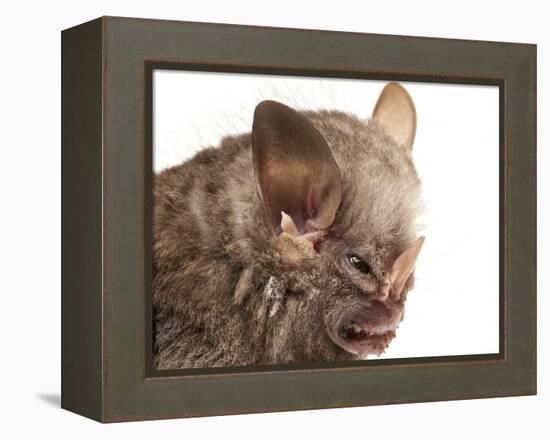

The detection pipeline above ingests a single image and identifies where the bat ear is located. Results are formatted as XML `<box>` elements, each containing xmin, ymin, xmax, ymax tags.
<box><xmin>389</xmin><ymin>236</ymin><xmax>425</xmax><ymax>301</ymax></box>
<box><xmin>252</xmin><ymin>100</ymin><xmax>342</xmax><ymax>238</ymax></box>
<box><xmin>372</xmin><ymin>82</ymin><xmax>417</xmax><ymax>149</ymax></box>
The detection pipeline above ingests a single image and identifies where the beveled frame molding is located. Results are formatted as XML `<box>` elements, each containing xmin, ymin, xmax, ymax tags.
<box><xmin>61</xmin><ymin>16</ymin><xmax>536</xmax><ymax>422</ymax></box>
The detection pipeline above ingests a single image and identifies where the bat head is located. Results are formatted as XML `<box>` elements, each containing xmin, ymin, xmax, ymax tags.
<box><xmin>251</xmin><ymin>83</ymin><xmax>424</xmax><ymax>360</ymax></box>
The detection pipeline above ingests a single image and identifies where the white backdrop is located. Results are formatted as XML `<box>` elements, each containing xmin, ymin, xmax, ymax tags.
<box><xmin>1</xmin><ymin>1</ymin><xmax>546</xmax><ymax>438</ymax></box>
<box><xmin>154</xmin><ymin>71</ymin><xmax>500</xmax><ymax>359</ymax></box>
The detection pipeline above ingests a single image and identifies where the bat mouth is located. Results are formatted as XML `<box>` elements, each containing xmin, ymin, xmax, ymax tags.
<box><xmin>327</xmin><ymin>301</ymin><xmax>403</xmax><ymax>358</ymax></box>
<box><xmin>336</xmin><ymin>321</ymin><xmax>396</xmax><ymax>357</ymax></box>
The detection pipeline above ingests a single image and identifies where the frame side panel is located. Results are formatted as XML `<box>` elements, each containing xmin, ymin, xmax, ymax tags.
<box><xmin>61</xmin><ymin>18</ymin><xmax>104</xmax><ymax>421</ymax></box>
<box><xmin>505</xmin><ymin>45</ymin><xmax>537</xmax><ymax>394</ymax></box>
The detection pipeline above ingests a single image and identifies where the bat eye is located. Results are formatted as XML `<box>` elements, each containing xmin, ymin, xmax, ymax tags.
<box><xmin>347</xmin><ymin>254</ymin><xmax>371</xmax><ymax>275</ymax></box>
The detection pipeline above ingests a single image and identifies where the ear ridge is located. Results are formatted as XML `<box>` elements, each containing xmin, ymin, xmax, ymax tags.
<box><xmin>280</xmin><ymin>211</ymin><xmax>299</xmax><ymax>235</ymax></box>
<box><xmin>372</xmin><ymin>82</ymin><xmax>417</xmax><ymax>149</ymax></box>
<box><xmin>252</xmin><ymin>100</ymin><xmax>342</xmax><ymax>238</ymax></box>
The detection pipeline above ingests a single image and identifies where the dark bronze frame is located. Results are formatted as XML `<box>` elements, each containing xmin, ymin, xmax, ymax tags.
<box><xmin>61</xmin><ymin>16</ymin><xmax>536</xmax><ymax>422</ymax></box>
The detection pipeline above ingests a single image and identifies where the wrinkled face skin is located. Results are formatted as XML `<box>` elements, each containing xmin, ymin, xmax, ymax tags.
<box><xmin>266</xmin><ymin>220</ymin><xmax>417</xmax><ymax>362</ymax></box>
<box><xmin>315</xmin><ymin>238</ymin><xmax>410</xmax><ymax>359</ymax></box>
<box><xmin>264</xmin><ymin>228</ymin><xmax>419</xmax><ymax>362</ymax></box>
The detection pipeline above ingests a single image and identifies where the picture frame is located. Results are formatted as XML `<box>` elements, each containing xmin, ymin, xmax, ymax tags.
<box><xmin>61</xmin><ymin>16</ymin><xmax>536</xmax><ymax>422</ymax></box>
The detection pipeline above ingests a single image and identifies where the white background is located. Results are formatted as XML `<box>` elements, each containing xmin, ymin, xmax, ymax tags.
<box><xmin>1</xmin><ymin>0</ymin><xmax>546</xmax><ymax>438</ymax></box>
<box><xmin>155</xmin><ymin>72</ymin><xmax>500</xmax><ymax>358</ymax></box>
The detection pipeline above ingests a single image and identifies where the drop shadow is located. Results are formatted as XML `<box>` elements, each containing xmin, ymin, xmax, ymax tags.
<box><xmin>37</xmin><ymin>393</ymin><xmax>61</xmax><ymax>408</ymax></box>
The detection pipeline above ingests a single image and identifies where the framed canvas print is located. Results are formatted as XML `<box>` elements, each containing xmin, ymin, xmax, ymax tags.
<box><xmin>61</xmin><ymin>16</ymin><xmax>536</xmax><ymax>422</ymax></box>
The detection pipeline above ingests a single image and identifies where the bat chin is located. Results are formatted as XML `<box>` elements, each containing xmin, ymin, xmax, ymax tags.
<box><xmin>324</xmin><ymin>297</ymin><xmax>404</xmax><ymax>358</ymax></box>
<box><xmin>335</xmin><ymin>324</ymin><xmax>396</xmax><ymax>357</ymax></box>
<box><xmin>327</xmin><ymin>305</ymin><xmax>402</xmax><ymax>358</ymax></box>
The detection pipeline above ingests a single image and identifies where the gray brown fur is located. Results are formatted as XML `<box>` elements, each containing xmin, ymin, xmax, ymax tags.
<box><xmin>153</xmin><ymin>103</ymin><xmax>423</xmax><ymax>370</ymax></box>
